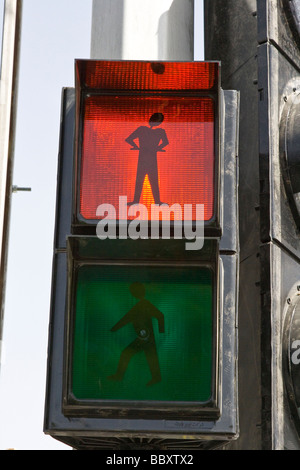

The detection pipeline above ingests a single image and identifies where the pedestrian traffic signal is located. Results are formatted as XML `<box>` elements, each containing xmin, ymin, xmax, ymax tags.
<box><xmin>204</xmin><ymin>0</ymin><xmax>300</xmax><ymax>450</ymax></box>
<box><xmin>256</xmin><ymin>2</ymin><xmax>300</xmax><ymax>444</ymax></box>
<box><xmin>44</xmin><ymin>60</ymin><xmax>239</xmax><ymax>450</ymax></box>
<box><xmin>64</xmin><ymin>239</ymin><xmax>218</xmax><ymax>420</ymax></box>
<box><xmin>74</xmin><ymin>60</ymin><xmax>220</xmax><ymax>234</ymax></box>
<box><xmin>283</xmin><ymin>284</ymin><xmax>300</xmax><ymax>440</ymax></box>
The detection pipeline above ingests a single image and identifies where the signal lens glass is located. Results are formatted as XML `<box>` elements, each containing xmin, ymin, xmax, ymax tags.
<box><xmin>71</xmin><ymin>264</ymin><xmax>214</xmax><ymax>403</ymax></box>
<box><xmin>79</xmin><ymin>60</ymin><xmax>218</xmax><ymax>91</ymax></box>
<box><xmin>80</xmin><ymin>95</ymin><xmax>215</xmax><ymax>221</ymax></box>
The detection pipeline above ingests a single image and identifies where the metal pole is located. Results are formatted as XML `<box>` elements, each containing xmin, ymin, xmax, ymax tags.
<box><xmin>0</xmin><ymin>0</ymin><xmax>22</xmax><ymax>368</ymax></box>
<box><xmin>90</xmin><ymin>0</ymin><xmax>194</xmax><ymax>61</ymax></box>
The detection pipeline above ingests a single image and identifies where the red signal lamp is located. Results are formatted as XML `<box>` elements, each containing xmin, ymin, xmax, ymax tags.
<box><xmin>74</xmin><ymin>60</ymin><xmax>220</xmax><ymax>231</ymax></box>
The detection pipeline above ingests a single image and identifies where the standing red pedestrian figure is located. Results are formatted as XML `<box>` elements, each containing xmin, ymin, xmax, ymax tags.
<box><xmin>125</xmin><ymin>113</ymin><xmax>169</xmax><ymax>206</ymax></box>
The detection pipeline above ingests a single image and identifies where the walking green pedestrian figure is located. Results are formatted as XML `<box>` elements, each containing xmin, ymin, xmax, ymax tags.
<box><xmin>108</xmin><ymin>282</ymin><xmax>165</xmax><ymax>386</ymax></box>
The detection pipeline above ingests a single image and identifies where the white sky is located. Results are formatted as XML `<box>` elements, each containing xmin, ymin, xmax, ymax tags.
<box><xmin>0</xmin><ymin>0</ymin><xmax>203</xmax><ymax>450</ymax></box>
